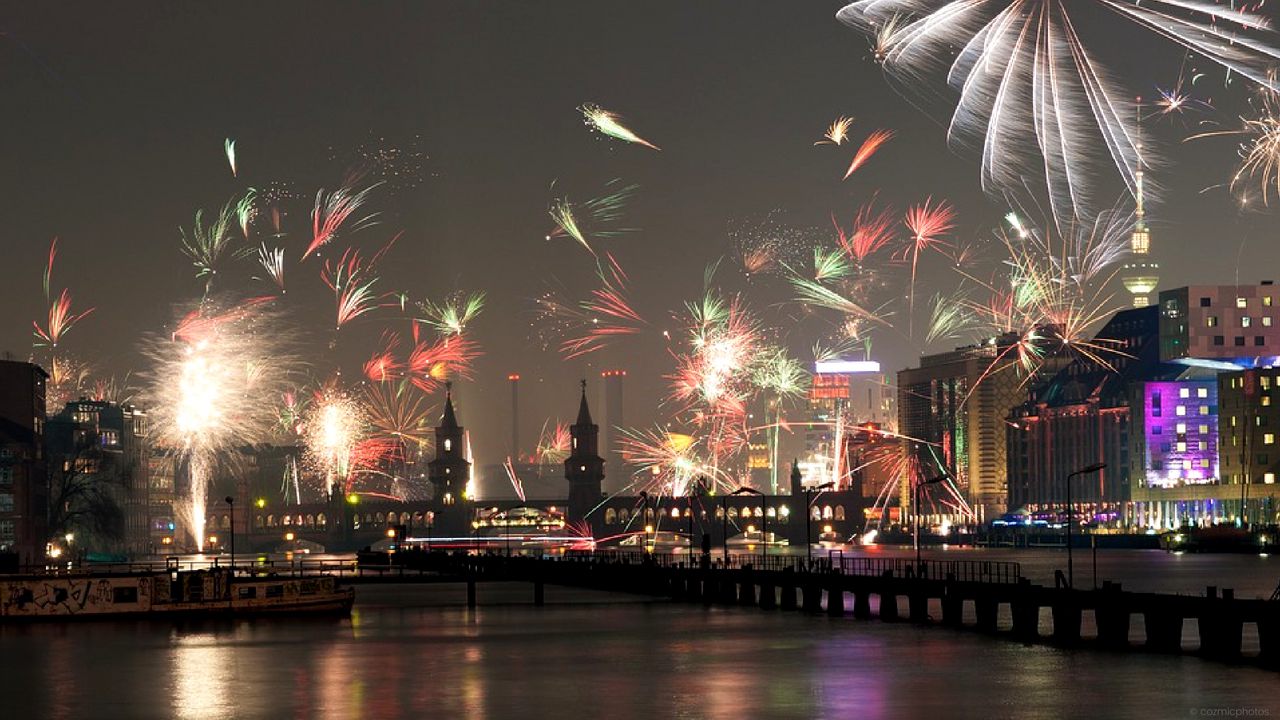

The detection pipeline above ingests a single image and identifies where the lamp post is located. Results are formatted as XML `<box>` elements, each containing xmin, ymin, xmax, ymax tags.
<box><xmin>224</xmin><ymin>496</ymin><xmax>235</xmax><ymax>601</ymax></box>
<box><xmin>914</xmin><ymin>475</ymin><xmax>948</xmax><ymax>575</ymax></box>
<box><xmin>638</xmin><ymin>491</ymin><xmax>653</xmax><ymax>552</ymax></box>
<box><xmin>1065</xmin><ymin>462</ymin><xmax>1106</xmax><ymax>589</ymax></box>
<box><xmin>804</xmin><ymin>482</ymin><xmax>835</xmax><ymax>563</ymax></box>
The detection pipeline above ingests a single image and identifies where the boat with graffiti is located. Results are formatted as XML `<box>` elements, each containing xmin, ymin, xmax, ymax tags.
<box><xmin>0</xmin><ymin>567</ymin><xmax>354</xmax><ymax>620</ymax></box>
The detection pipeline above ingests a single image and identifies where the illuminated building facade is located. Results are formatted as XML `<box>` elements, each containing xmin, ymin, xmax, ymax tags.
<box><xmin>1158</xmin><ymin>283</ymin><xmax>1280</xmax><ymax>367</ymax></box>
<box><xmin>1006</xmin><ymin>308</ymin><xmax>1174</xmax><ymax>516</ymax></box>
<box><xmin>1214</xmin><ymin>368</ymin><xmax>1280</xmax><ymax>525</ymax></box>
<box><xmin>45</xmin><ymin>400</ymin><xmax>151</xmax><ymax>555</ymax></box>
<box><xmin>901</xmin><ymin>335</ymin><xmax>1067</xmax><ymax>520</ymax></box>
<box><xmin>799</xmin><ymin>360</ymin><xmax>893</xmax><ymax>492</ymax></box>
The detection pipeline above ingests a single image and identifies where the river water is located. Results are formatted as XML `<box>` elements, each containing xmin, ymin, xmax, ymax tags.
<box><xmin>1</xmin><ymin>548</ymin><xmax>1277</xmax><ymax>719</ymax></box>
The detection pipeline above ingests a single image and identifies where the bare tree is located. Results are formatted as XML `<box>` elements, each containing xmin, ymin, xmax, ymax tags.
<box><xmin>47</xmin><ymin>436</ymin><xmax>130</xmax><ymax>551</ymax></box>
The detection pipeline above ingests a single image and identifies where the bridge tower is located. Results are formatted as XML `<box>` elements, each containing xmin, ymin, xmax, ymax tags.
<box><xmin>565</xmin><ymin>380</ymin><xmax>605</xmax><ymax>532</ymax></box>
<box><xmin>428</xmin><ymin>384</ymin><xmax>471</xmax><ymax>535</ymax></box>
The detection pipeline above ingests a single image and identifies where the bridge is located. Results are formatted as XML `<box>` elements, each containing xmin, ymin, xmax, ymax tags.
<box><xmin>106</xmin><ymin>549</ymin><xmax>1278</xmax><ymax>669</ymax></box>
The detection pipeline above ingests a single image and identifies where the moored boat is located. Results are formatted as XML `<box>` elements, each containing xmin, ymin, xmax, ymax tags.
<box><xmin>0</xmin><ymin>567</ymin><xmax>354</xmax><ymax>620</ymax></box>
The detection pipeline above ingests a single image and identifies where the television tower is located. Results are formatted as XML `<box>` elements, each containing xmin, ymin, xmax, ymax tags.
<box><xmin>1122</xmin><ymin>97</ymin><xmax>1159</xmax><ymax>307</ymax></box>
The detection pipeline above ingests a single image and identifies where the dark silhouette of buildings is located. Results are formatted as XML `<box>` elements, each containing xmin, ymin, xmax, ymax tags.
<box><xmin>0</xmin><ymin>360</ymin><xmax>49</xmax><ymax>565</ymax></box>
<box><xmin>566</xmin><ymin>381</ymin><xmax>605</xmax><ymax>531</ymax></box>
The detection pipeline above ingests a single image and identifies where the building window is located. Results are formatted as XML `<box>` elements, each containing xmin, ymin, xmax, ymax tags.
<box><xmin>1267</xmin><ymin>473</ymin><xmax>1277</xmax><ymax>484</ymax></box>
<box><xmin>443</xmin><ymin>439</ymin><xmax>451</xmax><ymax>452</ymax></box>
<box><xmin>1237</xmin><ymin>297</ymin><xmax>1248</xmax><ymax>308</ymax></box>
<box><xmin>0</xmin><ymin>493</ymin><xmax>12</xmax><ymax>512</ymax></box>
<box><xmin>1182</xmin><ymin>459</ymin><xmax>1192</xmax><ymax>470</ymax></box>
<box><xmin>1267</xmin><ymin>297</ymin><xmax>1274</xmax><ymax>307</ymax></box>
<box><xmin>1207</xmin><ymin>316</ymin><xmax>1218</xmax><ymax>327</ymax></box>
<box><xmin>1201</xmin><ymin>297</ymin><xmax>1212</xmax><ymax>307</ymax></box>
<box><xmin>1176</xmin><ymin>441</ymin><xmax>1187</xmax><ymax>452</ymax></box>
<box><xmin>1179</xmin><ymin>388</ymin><xmax>1190</xmax><ymax>399</ymax></box>
<box><xmin>1199</xmin><ymin>406</ymin><xmax>1210</xmax><ymax>416</ymax></box>
<box><xmin>1199</xmin><ymin>424</ymin><xmax>1209</xmax><ymax>434</ymax></box>
<box><xmin>1151</xmin><ymin>392</ymin><xmax>1161</xmax><ymax>408</ymax></box>
<box><xmin>1266</xmin><ymin>433</ymin><xmax>1275</xmax><ymax>445</ymax></box>
<box><xmin>1236</xmin><ymin>336</ymin><xmax>1246</xmax><ymax>346</ymax></box>
<box><xmin>1267</xmin><ymin>317</ymin><xmax>1274</xmax><ymax>327</ymax></box>
<box><xmin>1264</xmin><ymin>376</ymin><xmax>1273</xmax><ymax>390</ymax></box>
<box><xmin>1176</xmin><ymin>405</ymin><xmax>1187</xmax><ymax>416</ymax></box>
<box><xmin>1197</xmin><ymin>387</ymin><xmax>1209</xmax><ymax>399</ymax></box>
<box><xmin>1199</xmin><ymin>441</ymin><xmax>1208</xmax><ymax>452</ymax></box>
<box><xmin>1176</xmin><ymin>423</ymin><xmax>1186</xmax><ymax>434</ymax></box>
<box><xmin>1264</xmin><ymin>396</ymin><xmax>1272</xmax><ymax>407</ymax></box>
<box><xmin>1243</xmin><ymin>316</ymin><xmax>1253</xmax><ymax>328</ymax></box>
<box><xmin>1214</xmin><ymin>336</ymin><xmax>1225</xmax><ymax>346</ymax></box>
<box><xmin>1151</xmin><ymin>426</ymin><xmax>1162</xmax><ymax>435</ymax></box>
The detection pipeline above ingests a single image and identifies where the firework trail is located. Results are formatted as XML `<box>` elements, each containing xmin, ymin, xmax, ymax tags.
<box><xmin>579</xmin><ymin>103</ymin><xmax>661</xmax><ymax>150</ymax></box>
<box><xmin>224</xmin><ymin>138</ymin><xmax>236</xmax><ymax>177</ymax></box>
<box><xmin>812</xmin><ymin>246</ymin><xmax>852</xmax><ymax>281</ymax></box>
<box><xmin>837</xmin><ymin>0</ymin><xmax>1280</xmax><ymax>225</ymax></box>
<box><xmin>618</xmin><ymin>426</ymin><xmax>732</xmax><ymax>497</ymax></box>
<box><xmin>144</xmin><ymin>298</ymin><xmax>299</xmax><ymax>551</ymax></box>
<box><xmin>536</xmin><ymin>419</ymin><xmax>572</xmax><ymax>464</ymax></box>
<box><xmin>546</xmin><ymin>179</ymin><xmax>638</xmax><ymax>256</ymax></box>
<box><xmin>924</xmin><ymin>291</ymin><xmax>976</xmax><ymax>345</ymax></box>
<box><xmin>406</xmin><ymin>334</ymin><xmax>481</xmax><ymax>391</ymax></box>
<box><xmin>180</xmin><ymin>198</ymin><xmax>251</xmax><ymax>297</ymax></box>
<box><xmin>236</xmin><ymin>189</ymin><xmax>257</xmax><ymax>239</ymax></box>
<box><xmin>843</xmin><ymin>129</ymin><xmax>894</xmax><ymax>179</ymax></box>
<box><xmin>320</xmin><ymin>239</ymin><xmax>395</xmax><ymax>330</ymax></box>
<box><xmin>418</xmin><ymin>291</ymin><xmax>486</xmax><ymax>336</ymax></box>
<box><xmin>362</xmin><ymin>332</ymin><xmax>405</xmax><ymax>383</ymax></box>
<box><xmin>304</xmin><ymin>182</ymin><xmax>382</xmax><ymax>259</ymax></box>
<box><xmin>834</xmin><ymin>200</ymin><xmax>896</xmax><ymax>264</ymax></box>
<box><xmin>503</xmin><ymin>457</ymin><xmax>527</xmax><ymax>503</ymax></box>
<box><xmin>560</xmin><ymin>254</ymin><xmax>647</xmax><ymax>359</ymax></box>
<box><xmin>252</xmin><ymin>242</ymin><xmax>287</xmax><ymax>290</ymax></box>
<box><xmin>1193</xmin><ymin>82</ymin><xmax>1280</xmax><ymax>206</ymax></box>
<box><xmin>33</xmin><ymin>238</ymin><xmax>94</xmax><ymax>349</ymax></box>
<box><xmin>901</xmin><ymin>197</ymin><xmax>956</xmax><ymax>332</ymax></box>
<box><xmin>816</xmin><ymin>115</ymin><xmax>855</xmax><ymax>145</ymax></box>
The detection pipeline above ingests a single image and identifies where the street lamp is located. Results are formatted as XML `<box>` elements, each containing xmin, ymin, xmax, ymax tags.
<box><xmin>804</xmin><ymin>482</ymin><xmax>835</xmax><ymax>563</ymax></box>
<box><xmin>225</xmin><ymin>496</ymin><xmax>235</xmax><ymax>601</ymax></box>
<box><xmin>914</xmin><ymin>475</ymin><xmax>948</xmax><ymax>575</ymax></box>
<box><xmin>1065</xmin><ymin>462</ymin><xmax>1106</xmax><ymax>589</ymax></box>
<box><xmin>732</xmin><ymin>487</ymin><xmax>765</xmax><ymax>562</ymax></box>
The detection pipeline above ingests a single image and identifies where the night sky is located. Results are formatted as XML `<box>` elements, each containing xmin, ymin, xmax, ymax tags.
<box><xmin>1</xmin><ymin>2</ymin><xmax>1276</xmax><ymax>465</ymax></box>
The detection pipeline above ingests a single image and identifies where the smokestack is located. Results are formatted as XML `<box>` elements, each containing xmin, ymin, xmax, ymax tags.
<box><xmin>507</xmin><ymin>374</ymin><xmax>520</xmax><ymax>460</ymax></box>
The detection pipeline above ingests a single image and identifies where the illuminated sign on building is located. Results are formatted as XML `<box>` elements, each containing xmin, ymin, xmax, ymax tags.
<box><xmin>814</xmin><ymin>360</ymin><xmax>881</xmax><ymax>374</ymax></box>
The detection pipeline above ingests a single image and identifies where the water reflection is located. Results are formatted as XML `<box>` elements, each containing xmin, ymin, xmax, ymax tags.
<box><xmin>170</xmin><ymin>631</ymin><xmax>236</xmax><ymax>720</ymax></box>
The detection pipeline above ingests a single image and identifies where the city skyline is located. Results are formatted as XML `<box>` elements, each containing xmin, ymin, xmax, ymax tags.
<box><xmin>3</xmin><ymin>2</ymin><xmax>1279</xmax><ymax>470</ymax></box>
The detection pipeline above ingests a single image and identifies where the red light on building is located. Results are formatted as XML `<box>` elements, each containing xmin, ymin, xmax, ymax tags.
<box><xmin>507</xmin><ymin>374</ymin><xmax>520</xmax><ymax>381</ymax></box>
<box><xmin>600</xmin><ymin>370</ymin><xmax>627</xmax><ymax>377</ymax></box>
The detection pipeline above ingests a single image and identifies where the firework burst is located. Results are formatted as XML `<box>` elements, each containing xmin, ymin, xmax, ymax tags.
<box><xmin>304</xmin><ymin>182</ymin><xmax>382</xmax><ymax>259</ymax></box>
<box><xmin>838</xmin><ymin>0</ymin><xmax>1280</xmax><ymax>225</ymax></box>
<box><xmin>843</xmin><ymin>129</ymin><xmax>894</xmax><ymax>179</ymax></box>
<box><xmin>816</xmin><ymin>115</ymin><xmax>855</xmax><ymax>145</ymax></box>
<box><xmin>144</xmin><ymin>298</ymin><xmax>299</xmax><ymax>551</ymax></box>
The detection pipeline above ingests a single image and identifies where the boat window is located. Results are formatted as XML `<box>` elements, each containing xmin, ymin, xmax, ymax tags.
<box><xmin>112</xmin><ymin>586</ymin><xmax>138</xmax><ymax>604</ymax></box>
<box><xmin>265</xmin><ymin>585</ymin><xmax>285</xmax><ymax>599</ymax></box>
<box><xmin>238</xmin><ymin>587</ymin><xmax>257</xmax><ymax>599</ymax></box>
<box><xmin>605</xmin><ymin>508</ymin><xmax>617</xmax><ymax>524</ymax></box>
<box><xmin>835</xmin><ymin>506</ymin><xmax>846</xmax><ymax>521</ymax></box>
<box><xmin>317</xmin><ymin>513</ymin><xmax>326</xmax><ymax>527</ymax></box>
